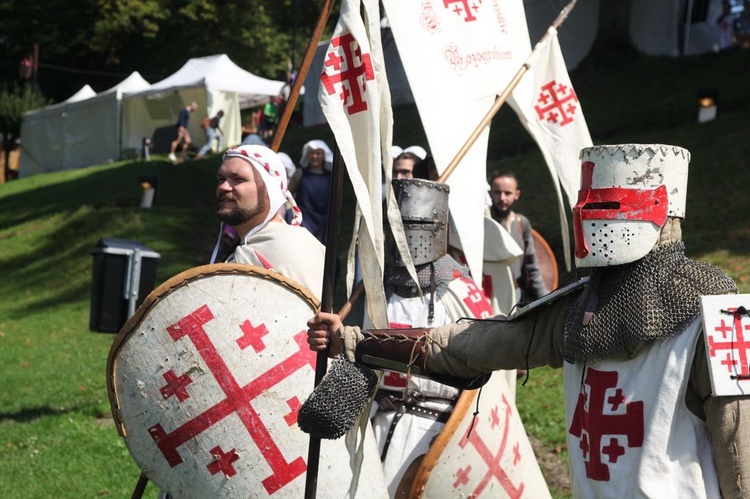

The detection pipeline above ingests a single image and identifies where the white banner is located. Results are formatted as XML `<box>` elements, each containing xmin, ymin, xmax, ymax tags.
<box><xmin>381</xmin><ymin>0</ymin><xmax>532</xmax><ymax>284</ymax></box>
<box><xmin>319</xmin><ymin>0</ymin><xmax>395</xmax><ymax>328</ymax></box>
<box><xmin>509</xmin><ymin>27</ymin><xmax>593</xmax><ymax>270</ymax></box>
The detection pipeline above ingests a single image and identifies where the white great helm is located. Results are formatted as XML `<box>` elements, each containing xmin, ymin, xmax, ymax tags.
<box><xmin>573</xmin><ymin>144</ymin><xmax>689</xmax><ymax>267</ymax></box>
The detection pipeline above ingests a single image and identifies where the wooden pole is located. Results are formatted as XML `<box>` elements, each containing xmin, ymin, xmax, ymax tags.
<box><xmin>271</xmin><ymin>0</ymin><xmax>336</xmax><ymax>152</ymax></box>
<box><xmin>304</xmin><ymin>144</ymin><xmax>345</xmax><ymax>499</ymax></box>
<box><xmin>437</xmin><ymin>0</ymin><xmax>578</xmax><ymax>182</ymax></box>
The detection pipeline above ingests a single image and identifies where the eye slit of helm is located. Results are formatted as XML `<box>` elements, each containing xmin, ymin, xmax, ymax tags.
<box><xmin>582</xmin><ymin>202</ymin><xmax>620</xmax><ymax>210</ymax></box>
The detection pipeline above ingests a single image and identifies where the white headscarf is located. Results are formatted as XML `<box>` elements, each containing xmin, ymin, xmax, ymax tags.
<box><xmin>277</xmin><ymin>151</ymin><xmax>297</xmax><ymax>180</ymax></box>
<box><xmin>403</xmin><ymin>145</ymin><xmax>427</xmax><ymax>160</ymax></box>
<box><xmin>299</xmin><ymin>140</ymin><xmax>333</xmax><ymax>170</ymax></box>
<box><xmin>223</xmin><ymin>145</ymin><xmax>302</xmax><ymax>243</ymax></box>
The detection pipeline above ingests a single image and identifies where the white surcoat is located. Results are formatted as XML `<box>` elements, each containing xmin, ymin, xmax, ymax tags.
<box><xmin>563</xmin><ymin>317</ymin><xmax>720</xmax><ymax>498</ymax></box>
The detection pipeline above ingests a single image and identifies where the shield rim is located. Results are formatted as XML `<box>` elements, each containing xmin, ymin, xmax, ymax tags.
<box><xmin>106</xmin><ymin>263</ymin><xmax>320</xmax><ymax>437</ymax></box>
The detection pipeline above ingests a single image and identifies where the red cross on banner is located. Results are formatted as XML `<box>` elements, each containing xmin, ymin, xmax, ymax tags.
<box><xmin>320</xmin><ymin>32</ymin><xmax>374</xmax><ymax>115</ymax></box>
<box><xmin>569</xmin><ymin>368</ymin><xmax>644</xmax><ymax>481</ymax></box>
<box><xmin>443</xmin><ymin>0</ymin><xmax>482</xmax><ymax>22</ymax></box>
<box><xmin>534</xmin><ymin>80</ymin><xmax>579</xmax><ymax>127</ymax></box>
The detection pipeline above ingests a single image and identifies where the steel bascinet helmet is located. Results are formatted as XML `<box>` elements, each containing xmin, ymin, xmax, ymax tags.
<box><xmin>387</xmin><ymin>178</ymin><xmax>450</xmax><ymax>267</ymax></box>
<box><xmin>573</xmin><ymin>144</ymin><xmax>689</xmax><ymax>267</ymax></box>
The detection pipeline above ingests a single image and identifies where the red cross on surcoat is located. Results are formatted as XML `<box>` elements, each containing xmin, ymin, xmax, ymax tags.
<box><xmin>568</xmin><ymin>368</ymin><xmax>644</xmax><ymax>481</ymax></box>
<box><xmin>320</xmin><ymin>32</ymin><xmax>374</xmax><ymax>115</ymax></box>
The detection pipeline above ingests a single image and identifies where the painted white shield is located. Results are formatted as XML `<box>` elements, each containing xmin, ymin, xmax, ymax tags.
<box><xmin>107</xmin><ymin>264</ymin><xmax>387</xmax><ymax>498</ymax></box>
<box><xmin>417</xmin><ymin>372</ymin><xmax>551</xmax><ymax>498</ymax></box>
<box><xmin>701</xmin><ymin>293</ymin><xmax>750</xmax><ymax>397</ymax></box>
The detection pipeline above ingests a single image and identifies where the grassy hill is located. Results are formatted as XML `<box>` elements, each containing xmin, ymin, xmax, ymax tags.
<box><xmin>0</xmin><ymin>42</ymin><xmax>748</xmax><ymax>498</ymax></box>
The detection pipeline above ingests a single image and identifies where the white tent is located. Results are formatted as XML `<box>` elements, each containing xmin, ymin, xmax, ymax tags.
<box><xmin>121</xmin><ymin>54</ymin><xmax>287</xmax><ymax>156</ymax></box>
<box><xmin>19</xmin><ymin>73</ymin><xmax>150</xmax><ymax>177</ymax></box>
<box><xmin>631</xmin><ymin>0</ymin><xmax>728</xmax><ymax>56</ymax></box>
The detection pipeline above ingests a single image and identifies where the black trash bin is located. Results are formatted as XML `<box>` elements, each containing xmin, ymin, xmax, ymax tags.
<box><xmin>89</xmin><ymin>238</ymin><xmax>161</xmax><ymax>333</ymax></box>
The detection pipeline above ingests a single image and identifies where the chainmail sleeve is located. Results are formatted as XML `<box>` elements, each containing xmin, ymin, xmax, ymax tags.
<box><xmin>425</xmin><ymin>293</ymin><xmax>572</xmax><ymax>377</ymax></box>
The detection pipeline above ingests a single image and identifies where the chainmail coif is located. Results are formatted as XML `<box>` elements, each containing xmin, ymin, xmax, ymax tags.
<box><xmin>563</xmin><ymin>242</ymin><xmax>737</xmax><ymax>365</ymax></box>
<box><xmin>297</xmin><ymin>355</ymin><xmax>378</xmax><ymax>439</ymax></box>
<box><xmin>384</xmin><ymin>254</ymin><xmax>469</xmax><ymax>297</ymax></box>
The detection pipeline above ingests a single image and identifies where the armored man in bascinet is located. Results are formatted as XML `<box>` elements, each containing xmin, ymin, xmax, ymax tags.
<box><xmin>308</xmin><ymin>144</ymin><xmax>750</xmax><ymax>498</ymax></box>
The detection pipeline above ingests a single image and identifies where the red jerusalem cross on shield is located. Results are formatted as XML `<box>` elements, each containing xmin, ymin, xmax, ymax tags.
<box><xmin>569</xmin><ymin>368</ymin><xmax>644</xmax><ymax>481</ymax></box>
<box><xmin>321</xmin><ymin>32</ymin><xmax>374</xmax><ymax>115</ymax></box>
<box><xmin>706</xmin><ymin>308</ymin><xmax>750</xmax><ymax>379</ymax></box>
<box><xmin>534</xmin><ymin>80</ymin><xmax>579</xmax><ymax>126</ymax></box>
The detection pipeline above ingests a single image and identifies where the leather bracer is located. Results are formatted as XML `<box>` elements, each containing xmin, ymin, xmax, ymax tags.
<box><xmin>355</xmin><ymin>328</ymin><xmax>491</xmax><ymax>390</ymax></box>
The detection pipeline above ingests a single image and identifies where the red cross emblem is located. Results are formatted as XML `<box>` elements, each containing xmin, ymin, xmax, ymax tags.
<box><xmin>569</xmin><ymin>368</ymin><xmax>644</xmax><ymax>481</ymax></box>
<box><xmin>534</xmin><ymin>80</ymin><xmax>580</xmax><ymax>127</ymax></box>
<box><xmin>148</xmin><ymin>304</ymin><xmax>314</xmax><ymax>494</ymax></box>
<box><xmin>459</xmin><ymin>277</ymin><xmax>493</xmax><ymax>319</ymax></box>
<box><xmin>705</xmin><ymin>308</ymin><xmax>750</xmax><ymax>379</ymax></box>
<box><xmin>320</xmin><ymin>32</ymin><xmax>374</xmax><ymax>115</ymax></box>
<box><xmin>444</xmin><ymin>0</ymin><xmax>482</xmax><ymax>22</ymax></box>
<box><xmin>453</xmin><ymin>393</ymin><xmax>525</xmax><ymax>497</ymax></box>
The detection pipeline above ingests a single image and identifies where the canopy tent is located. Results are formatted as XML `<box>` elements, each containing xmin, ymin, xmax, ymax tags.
<box><xmin>121</xmin><ymin>54</ymin><xmax>287</xmax><ymax>155</ymax></box>
<box><xmin>19</xmin><ymin>74</ymin><xmax>150</xmax><ymax>177</ymax></box>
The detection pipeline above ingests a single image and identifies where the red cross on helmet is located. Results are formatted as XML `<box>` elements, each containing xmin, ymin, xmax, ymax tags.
<box><xmin>573</xmin><ymin>144</ymin><xmax>690</xmax><ymax>267</ymax></box>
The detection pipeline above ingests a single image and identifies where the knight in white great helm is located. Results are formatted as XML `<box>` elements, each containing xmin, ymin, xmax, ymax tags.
<box><xmin>307</xmin><ymin>143</ymin><xmax>749</xmax><ymax>498</ymax></box>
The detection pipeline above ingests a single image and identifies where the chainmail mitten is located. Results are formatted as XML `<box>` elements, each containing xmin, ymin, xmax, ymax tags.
<box><xmin>297</xmin><ymin>355</ymin><xmax>378</xmax><ymax>439</ymax></box>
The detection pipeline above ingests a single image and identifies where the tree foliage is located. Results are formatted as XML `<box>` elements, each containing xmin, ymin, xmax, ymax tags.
<box><xmin>0</xmin><ymin>0</ymin><xmax>338</xmax><ymax>103</ymax></box>
<box><xmin>0</xmin><ymin>83</ymin><xmax>50</xmax><ymax>139</ymax></box>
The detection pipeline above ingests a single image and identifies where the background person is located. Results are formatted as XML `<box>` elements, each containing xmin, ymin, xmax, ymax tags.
<box><xmin>168</xmin><ymin>101</ymin><xmax>197</xmax><ymax>162</ymax></box>
<box><xmin>289</xmin><ymin>140</ymin><xmax>333</xmax><ymax>245</ymax></box>
<box><xmin>196</xmin><ymin>110</ymin><xmax>224</xmax><ymax>159</ymax></box>
<box><xmin>489</xmin><ymin>170</ymin><xmax>549</xmax><ymax>303</ymax></box>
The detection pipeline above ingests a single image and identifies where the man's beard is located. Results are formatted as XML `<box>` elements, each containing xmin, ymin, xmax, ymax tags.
<box><xmin>490</xmin><ymin>204</ymin><xmax>510</xmax><ymax>220</ymax></box>
<box><xmin>216</xmin><ymin>198</ymin><xmax>263</xmax><ymax>227</ymax></box>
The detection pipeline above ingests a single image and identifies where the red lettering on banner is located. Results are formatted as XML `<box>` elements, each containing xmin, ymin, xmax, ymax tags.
<box><xmin>460</xmin><ymin>277</ymin><xmax>492</xmax><ymax>319</ymax></box>
<box><xmin>706</xmin><ymin>310</ymin><xmax>750</xmax><ymax>376</ymax></box>
<box><xmin>568</xmin><ymin>368</ymin><xmax>644</xmax><ymax>481</ymax></box>
<box><xmin>444</xmin><ymin>0</ymin><xmax>482</xmax><ymax>22</ymax></box>
<box><xmin>320</xmin><ymin>32</ymin><xmax>374</xmax><ymax>115</ymax></box>
<box><xmin>534</xmin><ymin>80</ymin><xmax>579</xmax><ymax>127</ymax></box>
<box><xmin>149</xmin><ymin>304</ymin><xmax>315</xmax><ymax>494</ymax></box>
<box><xmin>456</xmin><ymin>393</ymin><xmax>525</xmax><ymax>497</ymax></box>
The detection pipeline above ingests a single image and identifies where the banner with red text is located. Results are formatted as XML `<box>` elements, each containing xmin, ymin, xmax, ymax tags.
<box><xmin>381</xmin><ymin>0</ymin><xmax>532</xmax><ymax>283</ymax></box>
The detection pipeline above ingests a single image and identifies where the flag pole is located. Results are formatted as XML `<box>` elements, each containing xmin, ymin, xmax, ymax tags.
<box><xmin>270</xmin><ymin>0</ymin><xmax>336</xmax><ymax>152</ymax></box>
<box><xmin>304</xmin><ymin>144</ymin><xmax>345</xmax><ymax>499</ymax></box>
<box><xmin>438</xmin><ymin>0</ymin><xmax>578</xmax><ymax>182</ymax></box>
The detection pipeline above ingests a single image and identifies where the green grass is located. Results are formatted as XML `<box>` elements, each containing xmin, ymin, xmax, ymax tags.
<box><xmin>1</xmin><ymin>42</ymin><xmax>749</xmax><ymax>498</ymax></box>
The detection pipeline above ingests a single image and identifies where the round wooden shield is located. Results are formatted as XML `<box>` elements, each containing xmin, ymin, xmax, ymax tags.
<box><xmin>531</xmin><ymin>229</ymin><xmax>559</xmax><ymax>292</ymax></box>
<box><xmin>107</xmin><ymin>264</ymin><xmax>388</xmax><ymax>499</ymax></box>
<box><xmin>411</xmin><ymin>372</ymin><xmax>551</xmax><ymax>498</ymax></box>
